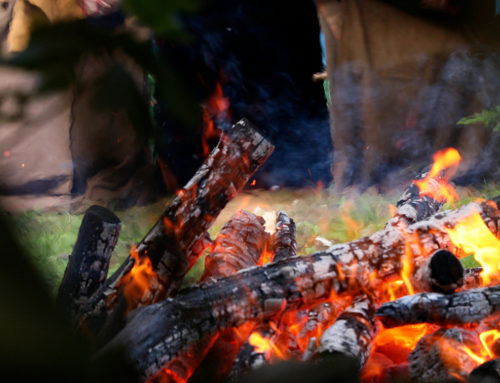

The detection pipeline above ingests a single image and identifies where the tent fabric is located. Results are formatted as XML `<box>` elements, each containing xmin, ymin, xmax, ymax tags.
<box><xmin>317</xmin><ymin>0</ymin><xmax>500</xmax><ymax>190</ymax></box>
<box><xmin>0</xmin><ymin>0</ymin><xmax>157</xmax><ymax>211</ymax></box>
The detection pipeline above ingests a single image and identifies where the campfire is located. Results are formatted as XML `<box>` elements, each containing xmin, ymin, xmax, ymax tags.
<box><xmin>57</xmin><ymin>118</ymin><xmax>500</xmax><ymax>383</ymax></box>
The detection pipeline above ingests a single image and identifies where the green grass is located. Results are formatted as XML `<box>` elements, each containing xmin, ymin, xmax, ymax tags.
<box><xmin>8</xmin><ymin>183</ymin><xmax>500</xmax><ymax>295</ymax></box>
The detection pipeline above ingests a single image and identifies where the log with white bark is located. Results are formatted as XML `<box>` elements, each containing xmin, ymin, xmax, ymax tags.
<box><xmin>316</xmin><ymin>295</ymin><xmax>375</xmax><ymax>366</ymax></box>
<box><xmin>100</xmin><ymin>200</ymin><xmax>500</xmax><ymax>380</ymax></box>
<box><xmin>78</xmin><ymin>118</ymin><xmax>274</xmax><ymax>342</ymax></box>
<box><xmin>272</xmin><ymin>211</ymin><xmax>296</xmax><ymax>262</ymax></box>
<box><xmin>376</xmin><ymin>284</ymin><xmax>500</xmax><ymax>327</ymax></box>
<box><xmin>417</xmin><ymin>249</ymin><xmax>465</xmax><ymax>294</ymax></box>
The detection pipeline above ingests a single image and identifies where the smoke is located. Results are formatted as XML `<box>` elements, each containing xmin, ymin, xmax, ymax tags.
<box><xmin>179</xmin><ymin>0</ymin><xmax>332</xmax><ymax>188</ymax></box>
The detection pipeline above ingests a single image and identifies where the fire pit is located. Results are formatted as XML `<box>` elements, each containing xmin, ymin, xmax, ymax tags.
<box><xmin>56</xmin><ymin>119</ymin><xmax>500</xmax><ymax>383</ymax></box>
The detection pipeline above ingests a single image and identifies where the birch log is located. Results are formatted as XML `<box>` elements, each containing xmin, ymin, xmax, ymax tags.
<box><xmin>316</xmin><ymin>295</ymin><xmax>375</xmax><ymax>366</ymax></box>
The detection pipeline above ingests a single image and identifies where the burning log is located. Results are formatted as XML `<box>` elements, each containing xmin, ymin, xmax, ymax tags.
<box><xmin>418</xmin><ymin>249</ymin><xmax>465</xmax><ymax>294</ymax></box>
<box><xmin>77</xmin><ymin>118</ymin><xmax>274</xmax><ymax>341</ymax></box>
<box><xmin>462</xmin><ymin>267</ymin><xmax>484</xmax><ymax>290</ymax></box>
<box><xmin>201</xmin><ymin>210</ymin><xmax>269</xmax><ymax>281</ymax></box>
<box><xmin>376</xmin><ymin>284</ymin><xmax>500</xmax><ymax>328</ymax></box>
<box><xmin>316</xmin><ymin>295</ymin><xmax>375</xmax><ymax>367</ymax></box>
<box><xmin>389</xmin><ymin>181</ymin><xmax>443</xmax><ymax>228</ymax></box>
<box><xmin>100</xmin><ymin>200</ymin><xmax>500</xmax><ymax>380</ymax></box>
<box><xmin>408</xmin><ymin>328</ymin><xmax>478</xmax><ymax>383</ymax></box>
<box><xmin>226</xmin><ymin>329</ymin><xmax>272</xmax><ymax>380</ymax></box>
<box><xmin>57</xmin><ymin>205</ymin><xmax>121</xmax><ymax>320</ymax></box>
<box><xmin>153</xmin><ymin>210</ymin><xmax>269</xmax><ymax>383</ymax></box>
<box><xmin>272</xmin><ymin>211</ymin><xmax>297</xmax><ymax>262</ymax></box>
<box><xmin>227</xmin><ymin>211</ymin><xmax>297</xmax><ymax>380</ymax></box>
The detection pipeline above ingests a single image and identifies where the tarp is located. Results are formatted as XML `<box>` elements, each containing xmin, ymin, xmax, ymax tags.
<box><xmin>0</xmin><ymin>0</ymin><xmax>157</xmax><ymax>211</ymax></box>
<box><xmin>317</xmin><ymin>0</ymin><xmax>500</xmax><ymax>189</ymax></box>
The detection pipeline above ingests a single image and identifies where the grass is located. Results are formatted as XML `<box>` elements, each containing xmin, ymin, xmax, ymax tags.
<box><xmin>8</xmin><ymin>182</ymin><xmax>500</xmax><ymax>295</ymax></box>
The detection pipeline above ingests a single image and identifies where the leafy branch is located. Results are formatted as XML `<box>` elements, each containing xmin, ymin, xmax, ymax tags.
<box><xmin>457</xmin><ymin>105</ymin><xmax>500</xmax><ymax>132</ymax></box>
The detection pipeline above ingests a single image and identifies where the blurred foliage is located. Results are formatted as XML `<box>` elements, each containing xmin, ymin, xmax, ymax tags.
<box><xmin>458</xmin><ymin>105</ymin><xmax>500</xmax><ymax>132</ymax></box>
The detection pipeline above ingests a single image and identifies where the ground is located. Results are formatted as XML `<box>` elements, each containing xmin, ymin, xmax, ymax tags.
<box><xmin>9</xmin><ymin>184</ymin><xmax>500</xmax><ymax>295</ymax></box>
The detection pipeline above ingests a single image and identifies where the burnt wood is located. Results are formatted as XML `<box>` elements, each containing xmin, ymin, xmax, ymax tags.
<box><xmin>153</xmin><ymin>210</ymin><xmax>269</xmax><ymax>383</ymax></box>
<box><xmin>100</xmin><ymin>200</ymin><xmax>500</xmax><ymax>381</ymax></box>
<box><xmin>201</xmin><ymin>210</ymin><xmax>269</xmax><ymax>281</ymax></box>
<box><xmin>78</xmin><ymin>119</ymin><xmax>274</xmax><ymax>342</ymax></box>
<box><xmin>408</xmin><ymin>328</ymin><xmax>477</xmax><ymax>383</ymax></box>
<box><xmin>461</xmin><ymin>267</ymin><xmax>483</xmax><ymax>290</ymax></box>
<box><xmin>427</xmin><ymin>249</ymin><xmax>464</xmax><ymax>293</ymax></box>
<box><xmin>376</xmin><ymin>284</ymin><xmax>500</xmax><ymax>327</ymax></box>
<box><xmin>272</xmin><ymin>211</ymin><xmax>296</xmax><ymax>262</ymax></box>
<box><xmin>57</xmin><ymin>205</ymin><xmax>121</xmax><ymax>320</ymax></box>
<box><xmin>317</xmin><ymin>295</ymin><xmax>375</xmax><ymax>366</ymax></box>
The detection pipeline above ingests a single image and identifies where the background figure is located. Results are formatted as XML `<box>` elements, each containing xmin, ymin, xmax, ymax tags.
<box><xmin>316</xmin><ymin>0</ymin><xmax>500</xmax><ymax>190</ymax></box>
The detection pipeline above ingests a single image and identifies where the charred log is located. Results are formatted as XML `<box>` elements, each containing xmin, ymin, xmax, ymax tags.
<box><xmin>201</xmin><ymin>210</ymin><xmax>269</xmax><ymax>281</ymax></box>
<box><xmin>461</xmin><ymin>267</ymin><xmax>484</xmax><ymax>291</ymax></box>
<box><xmin>57</xmin><ymin>205</ymin><xmax>121</xmax><ymax>320</ymax></box>
<box><xmin>272</xmin><ymin>211</ymin><xmax>296</xmax><ymax>262</ymax></box>
<box><xmin>408</xmin><ymin>328</ymin><xmax>477</xmax><ymax>383</ymax></box>
<box><xmin>389</xmin><ymin>178</ymin><xmax>443</xmax><ymax>228</ymax></box>
<box><xmin>152</xmin><ymin>210</ymin><xmax>269</xmax><ymax>383</ymax></box>
<box><xmin>376</xmin><ymin>284</ymin><xmax>500</xmax><ymax>328</ymax></box>
<box><xmin>316</xmin><ymin>295</ymin><xmax>375</xmax><ymax>366</ymax></box>
<box><xmin>101</xmin><ymin>201</ymin><xmax>500</xmax><ymax>381</ymax></box>
<box><xmin>415</xmin><ymin>249</ymin><xmax>465</xmax><ymax>294</ymax></box>
<box><xmin>78</xmin><ymin>119</ymin><xmax>274</xmax><ymax>341</ymax></box>
<box><xmin>228</xmin><ymin>212</ymin><xmax>298</xmax><ymax>380</ymax></box>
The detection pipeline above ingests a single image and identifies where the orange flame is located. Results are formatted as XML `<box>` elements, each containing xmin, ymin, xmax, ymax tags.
<box><xmin>118</xmin><ymin>245</ymin><xmax>159</xmax><ymax>311</ymax></box>
<box><xmin>414</xmin><ymin>147</ymin><xmax>461</xmax><ymax>203</ymax></box>
<box><xmin>201</xmin><ymin>82</ymin><xmax>230</xmax><ymax>156</ymax></box>
<box><xmin>341</xmin><ymin>202</ymin><xmax>362</xmax><ymax>240</ymax></box>
<box><xmin>248</xmin><ymin>331</ymin><xmax>285</xmax><ymax>359</ymax></box>
<box><xmin>446</xmin><ymin>212</ymin><xmax>500</xmax><ymax>285</ymax></box>
<box><xmin>361</xmin><ymin>324</ymin><xmax>436</xmax><ymax>382</ymax></box>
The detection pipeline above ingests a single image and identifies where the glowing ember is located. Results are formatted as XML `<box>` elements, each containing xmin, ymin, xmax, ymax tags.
<box><xmin>118</xmin><ymin>245</ymin><xmax>159</xmax><ymax>311</ymax></box>
<box><xmin>248</xmin><ymin>331</ymin><xmax>285</xmax><ymax>359</ymax></box>
<box><xmin>446</xmin><ymin>212</ymin><xmax>500</xmax><ymax>285</ymax></box>
<box><xmin>414</xmin><ymin>147</ymin><xmax>461</xmax><ymax>203</ymax></box>
<box><xmin>479</xmin><ymin>329</ymin><xmax>500</xmax><ymax>359</ymax></box>
<box><xmin>361</xmin><ymin>324</ymin><xmax>437</xmax><ymax>382</ymax></box>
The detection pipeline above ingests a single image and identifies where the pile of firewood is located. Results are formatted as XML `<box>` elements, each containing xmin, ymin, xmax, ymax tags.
<box><xmin>57</xmin><ymin>118</ymin><xmax>500</xmax><ymax>383</ymax></box>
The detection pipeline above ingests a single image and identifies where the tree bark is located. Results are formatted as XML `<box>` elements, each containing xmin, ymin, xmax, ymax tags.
<box><xmin>272</xmin><ymin>211</ymin><xmax>296</xmax><ymax>262</ymax></box>
<box><xmin>78</xmin><ymin>118</ymin><xmax>274</xmax><ymax>342</ymax></box>
<box><xmin>101</xmin><ymin>200</ymin><xmax>500</xmax><ymax>381</ymax></box>
<box><xmin>57</xmin><ymin>205</ymin><xmax>121</xmax><ymax>320</ymax></box>
<box><xmin>376</xmin><ymin>284</ymin><xmax>500</xmax><ymax>328</ymax></box>
<box><xmin>316</xmin><ymin>295</ymin><xmax>375</xmax><ymax>366</ymax></box>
